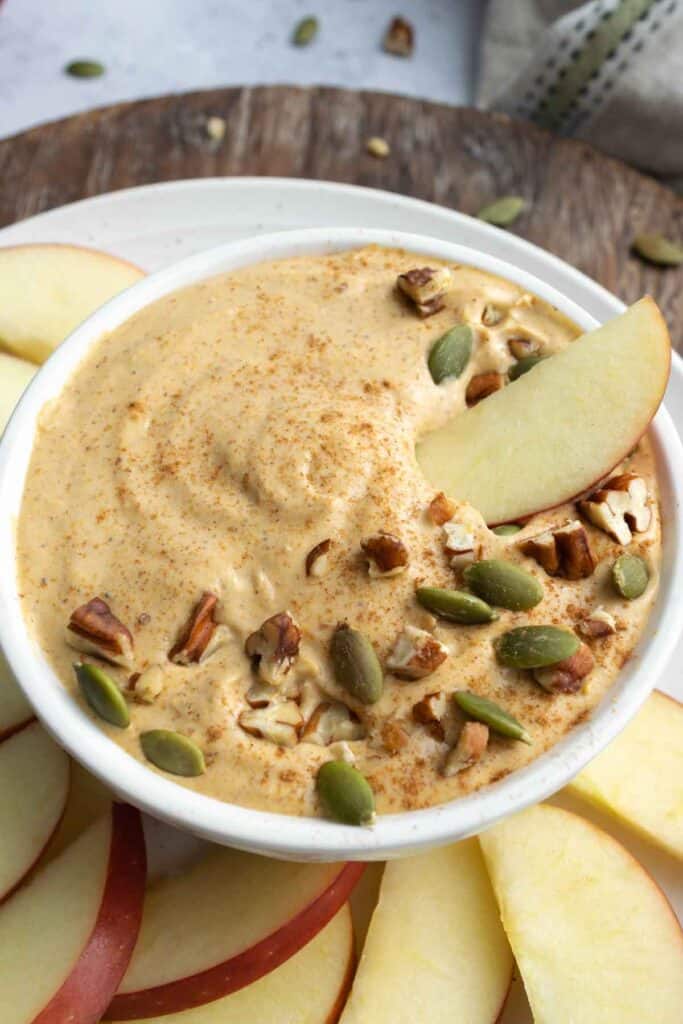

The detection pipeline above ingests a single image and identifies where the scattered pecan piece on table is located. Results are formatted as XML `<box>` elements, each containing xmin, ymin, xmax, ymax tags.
<box><xmin>67</xmin><ymin>596</ymin><xmax>134</xmax><ymax>669</ymax></box>
<box><xmin>383</xmin><ymin>16</ymin><xmax>414</xmax><ymax>56</ymax></box>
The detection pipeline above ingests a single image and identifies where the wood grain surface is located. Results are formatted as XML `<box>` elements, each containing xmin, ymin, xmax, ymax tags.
<box><xmin>1</xmin><ymin>85</ymin><xmax>682</xmax><ymax>345</ymax></box>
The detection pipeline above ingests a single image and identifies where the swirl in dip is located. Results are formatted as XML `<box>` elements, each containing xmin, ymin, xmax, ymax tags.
<box><xmin>16</xmin><ymin>246</ymin><xmax>661</xmax><ymax>816</ymax></box>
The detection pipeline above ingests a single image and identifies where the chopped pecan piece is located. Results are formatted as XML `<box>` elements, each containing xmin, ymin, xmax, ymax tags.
<box><xmin>520</xmin><ymin>520</ymin><xmax>595</xmax><ymax>580</ymax></box>
<box><xmin>301</xmin><ymin>701</ymin><xmax>365</xmax><ymax>745</ymax></box>
<box><xmin>305</xmin><ymin>538</ymin><xmax>332</xmax><ymax>577</ymax></box>
<box><xmin>169</xmin><ymin>592</ymin><xmax>218</xmax><ymax>664</ymax></box>
<box><xmin>67</xmin><ymin>597</ymin><xmax>134</xmax><ymax>669</ymax></box>
<box><xmin>380</xmin><ymin>718</ymin><xmax>409</xmax><ymax>755</ymax></box>
<box><xmin>533</xmin><ymin>642</ymin><xmax>595</xmax><ymax>694</ymax></box>
<box><xmin>245</xmin><ymin>611</ymin><xmax>302</xmax><ymax>686</ymax></box>
<box><xmin>442</xmin><ymin>519</ymin><xmax>479</xmax><ymax>570</ymax></box>
<box><xmin>412</xmin><ymin>691</ymin><xmax>448</xmax><ymax>741</ymax></box>
<box><xmin>328</xmin><ymin>740</ymin><xmax>356</xmax><ymax>764</ymax></box>
<box><xmin>482</xmin><ymin>303</ymin><xmax>505</xmax><ymax>327</ymax></box>
<box><xmin>128</xmin><ymin>665</ymin><xmax>164</xmax><ymax>704</ymax></box>
<box><xmin>578</xmin><ymin>473</ymin><xmax>651</xmax><ymax>545</ymax></box>
<box><xmin>507</xmin><ymin>336</ymin><xmax>539</xmax><ymax>359</ymax></box>
<box><xmin>383</xmin><ymin>15</ymin><xmax>414</xmax><ymax>56</ymax></box>
<box><xmin>579</xmin><ymin>606</ymin><xmax>617</xmax><ymax>638</ymax></box>
<box><xmin>361</xmin><ymin>531</ymin><xmax>409</xmax><ymax>577</ymax></box>
<box><xmin>386</xmin><ymin>625</ymin><xmax>448</xmax><ymax>680</ymax></box>
<box><xmin>238</xmin><ymin>701</ymin><xmax>303</xmax><ymax>747</ymax></box>
<box><xmin>443</xmin><ymin>721</ymin><xmax>489</xmax><ymax>777</ymax></box>
<box><xmin>397</xmin><ymin>266</ymin><xmax>452</xmax><ymax>317</ymax></box>
<box><xmin>245</xmin><ymin>679</ymin><xmax>280</xmax><ymax>708</ymax></box>
<box><xmin>466</xmin><ymin>372</ymin><xmax>504</xmax><ymax>406</ymax></box>
<box><xmin>427</xmin><ymin>491</ymin><xmax>457</xmax><ymax>526</ymax></box>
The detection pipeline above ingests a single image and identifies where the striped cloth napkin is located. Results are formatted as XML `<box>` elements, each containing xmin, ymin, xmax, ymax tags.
<box><xmin>477</xmin><ymin>0</ymin><xmax>683</xmax><ymax>188</ymax></box>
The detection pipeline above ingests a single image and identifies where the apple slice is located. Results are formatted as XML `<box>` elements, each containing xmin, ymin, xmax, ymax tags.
<box><xmin>0</xmin><ymin>648</ymin><xmax>33</xmax><ymax>740</ymax></box>
<box><xmin>339</xmin><ymin>839</ymin><xmax>512</xmax><ymax>1024</ymax></box>
<box><xmin>41</xmin><ymin>760</ymin><xmax>113</xmax><ymax>866</ymax></box>
<box><xmin>479</xmin><ymin>803</ymin><xmax>683</xmax><ymax>1023</ymax></box>
<box><xmin>0</xmin><ymin>350</ymin><xmax>36</xmax><ymax>432</ymax></box>
<box><xmin>568</xmin><ymin>690</ymin><xmax>683</xmax><ymax>860</ymax></box>
<box><xmin>0</xmin><ymin>802</ymin><xmax>146</xmax><ymax>1023</ymax></box>
<box><xmin>108</xmin><ymin>851</ymin><xmax>364</xmax><ymax>1019</ymax></box>
<box><xmin>0</xmin><ymin>243</ymin><xmax>144</xmax><ymax>364</ymax></box>
<box><xmin>106</xmin><ymin>903</ymin><xmax>354</xmax><ymax>1024</ymax></box>
<box><xmin>349</xmin><ymin>861</ymin><xmax>384</xmax><ymax>956</ymax></box>
<box><xmin>417</xmin><ymin>297</ymin><xmax>670</xmax><ymax>525</ymax></box>
<box><xmin>0</xmin><ymin>722</ymin><xmax>70</xmax><ymax>902</ymax></box>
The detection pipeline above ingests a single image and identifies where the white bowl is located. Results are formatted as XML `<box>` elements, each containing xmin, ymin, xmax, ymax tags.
<box><xmin>1</xmin><ymin>227</ymin><xmax>682</xmax><ymax>861</ymax></box>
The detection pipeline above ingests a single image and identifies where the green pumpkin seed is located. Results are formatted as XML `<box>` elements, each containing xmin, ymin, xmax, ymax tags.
<box><xmin>74</xmin><ymin>662</ymin><xmax>129</xmax><ymax>728</ymax></box>
<box><xmin>65</xmin><ymin>59</ymin><xmax>105</xmax><ymax>78</ymax></box>
<box><xmin>454</xmin><ymin>690</ymin><xmax>531</xmax><ymax>744</ymax></box>
<box><xmin>464</xmin><ymin>559</ymin><xmax>543</xmax><ymax>611</ymax></box>
<box><xmin>292</xmin><ymin>16</ymin><xmax>318</xmax><ymax>45</ymax></box>
<box><xmin>317</xmin><ymin>760</ymin><xmax>375</xmax><ymax>826</ymax></box>
<box><xmin>477</xmin><ymin>196</ymin><xmax>525</xmax><ymax>227</ymax></box>
<box><xmin>416</xmin><ymin>586</ymin><xmax>498</xmax><ymax>624</ymax></box>
<box><xmin>612</xmin><ymin>553</ymin><xmax>649</xmax><ymax>600</ymax></box>
<box><xmin>496</xmin><ymin>625</ymin><xmax>580</xmax><ymax>669</ymax></box>
<box><xmin>330</xmin><ymin>624</ymin><xmax>383</xmax><ymax>704</ymax></box>
<box><xmin>492</xmin><ymin>524</ymin><xmax>522</xmax><ymax>536</ymax></box>
<box><xmin>140</xmin><ymin>730</ymin><xmax>206</xmax><ymax>777</ymax></box>
<box><xmin>428</xmin><ymin>324</ymin><xmax>473</xmax><ymax>384</ymax></box>
<box><xmin>509</xmin><ymin>354</ymin><xmax>546</xmax><ymax>381</ymax></box>
<box><xmin>632</xmin><ymin>234</ymin><xmax>683</xmax><ymax>267</ymax></box>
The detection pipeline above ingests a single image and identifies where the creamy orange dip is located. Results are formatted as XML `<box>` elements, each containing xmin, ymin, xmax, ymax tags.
<box><xmin>16</xmin><ymin>246</ymin><xmax>661</xmax><ymax>816</ymax></box>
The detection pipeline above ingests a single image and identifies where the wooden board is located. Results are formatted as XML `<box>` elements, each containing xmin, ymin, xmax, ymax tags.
<box><xmin>1</xmin><ymin>85</ymin><xmax>682</xmax><ymax>346</ymax></box>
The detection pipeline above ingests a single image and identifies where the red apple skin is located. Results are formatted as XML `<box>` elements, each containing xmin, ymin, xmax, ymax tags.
<box><xmin>327</xmin><ymin>917</ymin><xmax>356</xmax><ymax>1024</ymax></box>
<box><xmin>33</xmin><ymin>802</ymin><xmax>146</xmax><ymax>1024</ymax></box>
<box><xmin>108</xmin><ymin>861</ymin><xmax>366</xmax><ymax>1020</ymax></box>
<box><xmin>0</xmin><ymin>714</ymin><xmax>35</xmax><ymax>743</ymax></box>
<box><xmin>1</xmin><ymin>758</ymin><xmax>71</xmax><ymax>906</ymax></box>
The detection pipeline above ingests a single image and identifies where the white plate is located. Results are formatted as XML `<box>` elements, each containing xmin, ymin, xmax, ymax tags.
<box><xmin>1</xmin><ymin>179</ymin><xmax>680</xmax><ymax>1020</ymax></box>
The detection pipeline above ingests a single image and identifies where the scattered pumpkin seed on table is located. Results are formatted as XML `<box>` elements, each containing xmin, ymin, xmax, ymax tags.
<box><xmin>428</xmin><ymin>324</ymin><xmax>473</xmax><ymax>384</ymax></box>
<box><xmin>496</xmin><ymin>625</ymin><xmax>580</xmax><ymax>669</ymax></box>
<box><xmin>612</xmin><ymin>553</ymin><xmax>649</xmax><ymax>599</ymax></box>
<box><xmin>74</xmin><ymin>662</ymin><xmax>130</xmax><ymax>728</ymax></box>
<box><xmin>454</xmin><ymin>690</ymin><xmax>531</xmax><ymax>744</ymax></box>
<box><xmin>477</xmin><ymin>196</ymin><xmax>525</xmax><ymax>227</ymax></box>
<box><xmin>317</xmin><ymin>760</ymin><xmax>375</xmax><ymax>826</ymax></box>
<box><xmin>632</xmin><ymin>234</ymin><xmax>683</xmax><ymax>267</ymax></box>
<box><xmin>416</xmin><ymin>586</ymin><xmax>498</xmax><ymax>624</ymax></box>
<box><xmin>140</xmin><ymin>730</ymin><xmax>206</xmax><ymax>777</ymax></box>
<box><xmin>292</xmin><ymin>16</ymin><xmax>318</xmax><ymax>46</ymax></box>
<box><xmin>464</xmin><ymin>559</ymin><xmax>543</xmax><ymax>611</ymax></box>
<box><xmin>65</xmin><ymin>59</ymin><xmax>105</xmax><ymax>78</ymax></box>
<box><xmin>330</xmin><ymin>624</ymin><xmax>383</xmax><ymax>704</ymax></box>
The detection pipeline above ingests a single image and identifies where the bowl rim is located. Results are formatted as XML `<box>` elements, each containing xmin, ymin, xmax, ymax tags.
<box><xmin>1</xmin><ymin>225</ymin><xmax>682</xmax><ymax>860</ymax></box>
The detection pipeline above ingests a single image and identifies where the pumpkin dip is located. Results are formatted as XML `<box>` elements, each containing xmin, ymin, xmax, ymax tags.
<box><xmin>16</xmin><ymin>246</ymin><xmax>661</xmax><ymax>817</ymax></box>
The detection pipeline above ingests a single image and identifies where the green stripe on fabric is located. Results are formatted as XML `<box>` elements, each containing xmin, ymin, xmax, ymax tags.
<box><xmin>533</xmin><ymin>0</ymin><xmax>658</xmax><ymax>130</ymax></box>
